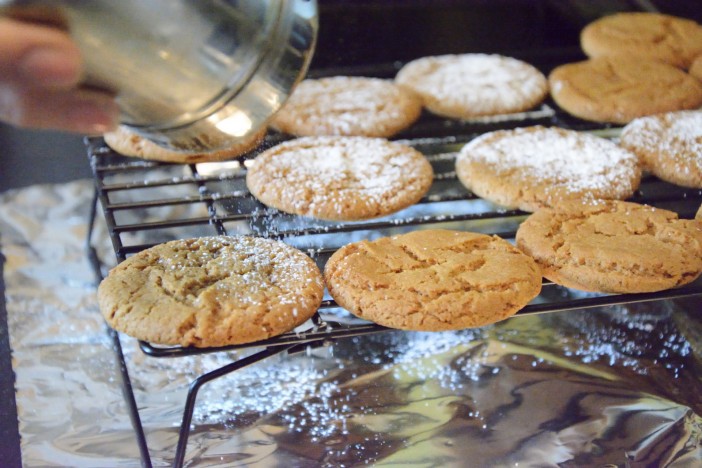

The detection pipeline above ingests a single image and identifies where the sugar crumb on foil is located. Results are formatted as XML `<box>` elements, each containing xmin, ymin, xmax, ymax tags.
<box><xmin>554</xmin><ymin>305</ymin><xmax>692</xmax><ymax>379</ymax></box>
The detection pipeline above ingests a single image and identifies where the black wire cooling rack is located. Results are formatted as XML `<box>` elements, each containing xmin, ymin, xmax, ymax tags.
<box><xmin>86</xmin><ymin>53</ymin><xmax>702</xmax><ymax>468</ymax></box>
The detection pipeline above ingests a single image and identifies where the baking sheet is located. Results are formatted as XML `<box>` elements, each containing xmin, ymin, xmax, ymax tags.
<box><xmin>1</xmin><ymin>179</ymin><xmax>701</xmax><ymax>466</ymax></box>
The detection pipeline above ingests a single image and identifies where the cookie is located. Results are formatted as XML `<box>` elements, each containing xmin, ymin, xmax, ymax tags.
<box><xmin>515</xmin><ymin>200</ymin><xmax>702</xmax><ymax>294</ymax></box>
<box><xmin>455</xmin><ymin>126</ymin><xmax>641</xmax><ymax>212</ymax></box>
<box><xmin>394</xmin><ymin>53</ymin><xmax>548</xmax><ymax>119</ymax></box>
<box><xmin>324</xmin><ymin>229</ymin><xmax>542</xmax><ymax>331</ymax></box>
<box><xmin>103</xmin><ymin>125</ymin><xmax>266</xmax><ymax>163</ymax></box>
<box><xmin>689</xmin><ymin>55</ymin><xmax>702</xmax><ymax>81</ymax></box>
<box><xmin>246</xmin><ymin>136</ymin><xmax>434</xmax><ymax>221</ymax></box>
<box><xmin>697</xmin><ymin>203</ymin><xmax>702</xmax><ymax>220</ymax></box>
<box><xmin>620</xmin><ymin>110</ymin><xmax>702</xmax><ymax>188</ymax></box>
<box><xmin>580</xmin><ymin>12</ymin><xmax>702</xmax><ymax>69</ymax></box>
<box><xmin>270</xmin><ymin>76</ymin><xmax>422</xmax><ymax>137</ymax></box>
<box><xmin>97</xmin><ymin>236</ymin><xmax>324</xmax><ymax>347</ymax></box>
<box><xmin>548</xmin><ymin>57</ymin><xmax>702</xmax><ymax>124</ymax></box>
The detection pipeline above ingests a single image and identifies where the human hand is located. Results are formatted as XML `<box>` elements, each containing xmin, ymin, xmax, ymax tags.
<box><xmin>0</xmin><ymin>17</ymin><xmax>118</xmax><ymax>134</ymax></box>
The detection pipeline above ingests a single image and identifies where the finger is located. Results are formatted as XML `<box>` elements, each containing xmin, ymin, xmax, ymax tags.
<box><xmin>0</xmin><ymin>85</ymin><xmax>119</xmax><ymax>134</ymax></box>
<box><xmin>0</xmin><ymin>17</ymin><xmax>82</xmax><ymax>89</ymax></box>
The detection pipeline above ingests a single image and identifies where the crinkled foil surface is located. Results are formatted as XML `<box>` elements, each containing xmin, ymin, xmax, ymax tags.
<box><xmin>1</xmin><ymin>180</ymin><xmax>701</xmax><ymax>467</ymax></box>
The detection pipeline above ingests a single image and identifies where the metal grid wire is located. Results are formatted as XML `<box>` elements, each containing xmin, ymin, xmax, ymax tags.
<box><xmin>88</xmin><ymin>116</ymin><xmax>702</xmax><ymax>360</ymax></box>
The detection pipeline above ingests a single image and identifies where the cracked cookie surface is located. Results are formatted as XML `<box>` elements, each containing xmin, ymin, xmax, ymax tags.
<box><xmin>271</xmin><ymin>76</ymin><xmax>422</xmax><ymax>137</ymax></box>
<box><xmin>691</xmin><ymin>55</ymin><xmax>702</xmax><ymax>82</ymax></box>
<box><xmin>97</xmin><ymin>236</ymin><xmax>324</xmax><ymax>347</ymax></box>
<box><xmin>548</xmin><ymin>57</ymin><xmax>702</xmax><ymax>124</ymax></box>
<box><xmin>580</xmin><ymin>12</ymin><xmax>702</xmax><ymax>69</ymax></box>
<box><xmin>246</xmin><ymin>136</ymin><xmax>434</xmax><ymax>221</ymax></box>
<box><xmin>515</xmin><ymin>200</ymin><xmax>702</xmax><ymax>293</ymax></box>
<box><xmin>324</xmin><ymin>229</ymin><xmax>542</xmax><ymax>331</ymax></box>
<box><xmin>395</xmin><ymin>53</ymin><xmax>548</xmax><ymax>119</ymax></box>
<box><xmin>455</xmin><ymin>126</ymin><xmax>641</xmax><ymax>212</ymax></box>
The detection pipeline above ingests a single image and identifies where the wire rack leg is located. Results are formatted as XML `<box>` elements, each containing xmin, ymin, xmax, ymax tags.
<box><xmin>86</xmin><ymin>189</ymin><xmax>153</xmax><ymax>467</ymax></box>
<box><xmin>172</xmin><ymin>345</ymin><xmax>295</xmax><ymax>468</ymax></box>
<box><xmin>108</xmin><ymin>328</ymin><xmax>153</xmax><ymax>468</ymax></box>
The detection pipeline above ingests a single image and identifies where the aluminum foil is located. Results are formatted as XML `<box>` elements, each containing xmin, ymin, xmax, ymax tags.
<box><xmin>2</xmin><ymin>180</ymin><xmax>701</xmax><ymax>467</ymax></box>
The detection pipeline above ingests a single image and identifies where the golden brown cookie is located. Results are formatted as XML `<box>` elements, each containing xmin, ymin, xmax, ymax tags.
<box><xmin>516</xmin><ymin>200</ymin><xmax>702</xmax><ymax>294</ymax></box>
<box><xmin>270</xmin><ymin>76</ymin><xmax>422</xmax><ymax>137</ymax></box>
<box><xmin>620</xmin><ymin>110</ymin><xmax>702</xmax><ymax>188</ymax></box>
<box><xmin>697</xmin><ymin>203</ymin><xmax>702</xmax><ymax>220</ymax></box>
<box><xmin>324</xmin><ymin>229</ymin><xmax>542</xmax><ymax>331</ymax></box>
<box><xmin>103</xmin><ymin>125</ymin><xmax>266</xmax><ymax>163</ymax></box>
<box><xmin>689</xmin><ymin>55</ymin><xmax>702</xmax><ymax>81</ymax></box>
<box><xmin>455</xmin><ymin>126</ymin><xmax>641</xmax><ymax>212</ymax></box>
<box><xmin>548</xmin><ymin>57</ymin><xmax>702</xmax><ymax>124</ymax></box>
<box><xmin>97</xmin><ymin>236</ymin><xmax>324</xmax><ymax>347</ymax></box>
<box><xmin>580</xmin><ymin>12</ymin><xmax>702</xmax><ymax>69</ymax></box>
<box><xmin>395</xmin><ymin>53</ymin><xmax>548</xmax><ymax>119</ymax></box>
<box><xmin>246</xmin><ymin>136</ymin><xmax>434</xmax><ymax>221</ymax></box>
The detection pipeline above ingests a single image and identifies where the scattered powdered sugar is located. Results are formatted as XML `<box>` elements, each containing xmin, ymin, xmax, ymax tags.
<box><xmin>555</xmin><ymin>304</ymin><xmax>694</xmax><ymax>379</ymax></box>
<box><xmin>459</xmin><ymin>126</ymin><xmax>639</xmax><ymax>193</ymax></box>
<box><xmin>192</xmin><ymin>357</ymin><xmax>344</xmax><ymax>429</ymax></box>
<box><xmin>383</xmin><ymin>330</ymin><xmax>489</xmax><ymax>387</ymax></box>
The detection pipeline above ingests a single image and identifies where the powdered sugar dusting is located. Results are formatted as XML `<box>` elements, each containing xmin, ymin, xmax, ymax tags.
<box><xmin>623</xmin><ymin>111</ymin><xmax>702</xmax><ymax>147</ymax></box>
<box><xmin>247</xmin><ymin>136</ymin><xmax>433</xmax><ymax>220</ymax></box>
<box><xmin>396</xmin><ymin>54</ymin><xmax>548</xmax><ymax>116</ymax></box>
<box><xmin>620</xmin><ymin>110</ymin><xmax>702</xmax><ymax>187</ymax></box>
<box><xmin>458</xmin><ymin>126</ymin><xmax>640</xmax><ymax>194</ymax></box>
<box><xmin>154</xmin><ymin>235</ymin><xmax>322</xmax><ymax>306</ymax></box>
<box><xmin>669</xmin><ymin>113</ymin><xmax>702</xmax><ymax>149</ymax></box>
<box><xmin>100</xmin><ymin>234</ymin><xmax>324</xmax><ymax>347</ymax></box>
<box><xmin>272</xmin><ymin>77</ymin><xmax>420</xmax><ymax>136</ymax></box>
<box><xmin>622</xmin><ymin>110</ymin><xmax>702</xmax><ymax>159</ymax></box>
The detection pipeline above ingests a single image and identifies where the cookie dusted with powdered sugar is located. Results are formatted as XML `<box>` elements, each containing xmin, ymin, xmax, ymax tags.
<box><xmin>580</xmin><ymin>12</ymin><xmax>702</xmax><ymax>69</ymax></box>
<box><xmin>395</xmin><ymin>53</ymin><xmax>548</xmax><ymax>119</ymax></box>
<box><xmin>104</xmin><ymin>125</ymin><xmax>266</xmax><ymax>163</ymax></box>
<box><xmin>516</xmin><ymin>201</ymin><xmax>702</xmax><ymax>293</ymax></box>
<box><xmin>246</xmin><ymin>136</ymin><xmax>434</xmax><ymax>221</ymax></box>
<box><xmin>271</xmin><ymin>77</ymin><xmax>422</xmax><ymax>137</ymax></box>
<box><xmin>548</xmin><ymin>57</ymin><xmax>702</xmax><ymax>124</ymax></box>
<box><xmin>324</xmin><ymin>229</ymin><xmax>542</xmax><ymax>331</ymax></box>
<box><xmin>620</xmin><ymin>110</ymin><xmax>702</xmax><ymax>188</ymax></box>
<box><xmin>98</xmin><ymin>236</ymin><xmax>324</xmax><ymax>347</ymax></box>
<box><xmin>455</xmin><ymin>126</ymin><xmax>641</xmax><ymax>212</ymax></box>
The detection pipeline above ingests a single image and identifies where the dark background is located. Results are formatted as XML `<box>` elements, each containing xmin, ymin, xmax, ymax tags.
<box><xmin>1</xmin><ymin>1</ymin><xmax>701</xmax><ymax>466</ymax></box>
<box><xmin>2</xmin><ymin>0</ymin><xmax>701</xmax><ymax>191</ymax></box>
